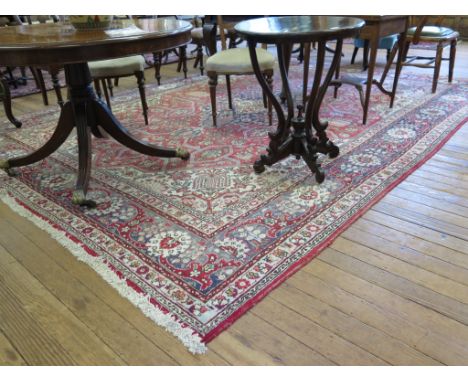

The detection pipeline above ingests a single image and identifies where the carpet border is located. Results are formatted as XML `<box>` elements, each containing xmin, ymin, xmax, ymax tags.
<box><xmin>201</xmin><ymin>116</ymin><xmax>468</xmax><ymax>344</ymax></box>
<box><xmin>0</xmin><ymin>191</ymin><xmax>208</xmax><ymax>355</ymax></box>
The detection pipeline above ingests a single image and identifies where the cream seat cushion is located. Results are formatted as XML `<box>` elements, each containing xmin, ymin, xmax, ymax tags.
<box><xmin>205</xmin><ymin>47</ymin><xmax>275</xmax><ymax>74</ymax></box>
<box><xmin>407</xmin><ymin>26</ymin><xmax>455</xmax><ymax>38</ymax></box>
<box><xmin>89</xmin><ymin>55</ymin><xmax>145</xmax><ymax>78</ymax></box>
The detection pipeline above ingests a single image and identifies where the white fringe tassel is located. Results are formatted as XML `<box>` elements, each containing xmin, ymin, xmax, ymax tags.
<box><xmin>0</xmin><ymin>191</ymin><xmax>207</xmax><ymax>355</ymax></box>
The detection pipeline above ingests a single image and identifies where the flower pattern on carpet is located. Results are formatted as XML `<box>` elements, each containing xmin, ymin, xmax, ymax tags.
<box><xmin>1</xmin><ymin>61</ymin><xmax>467</xmax><ymax>350</ymax></box>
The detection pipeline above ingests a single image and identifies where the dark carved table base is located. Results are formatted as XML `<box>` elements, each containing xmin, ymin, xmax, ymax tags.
<box><xmin>249</xmin><ymin>39</ymin><xmax>343</xmax><ymax>183</ymax></box>
<box><xmin>0</xmin><ymin>63</ymin><xmax>189</xmax><ymax>207</ymax></box>
<box><xmin>1</xmin><ymin>78</ymin><xmax>22</xmax><ymax>128</ymax></box>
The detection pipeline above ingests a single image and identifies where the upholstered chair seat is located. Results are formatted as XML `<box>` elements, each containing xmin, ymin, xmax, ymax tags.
<box><xmin>206</xmin><ymin>47</ymin><xmax>275</xmax><ymax>74</ymax></box>
<box><xmin>205</xmin><ymin>16</ymin><xmax>275</xmax><ymax>127</ymax></box>
<box><xmin>88</xmin><ymin>56</ymin><xmax>145</xmax><ymax>78</ymax></box>
<box><xmin>89</xmin><ymin>55</ymin><xmax>149</xmax><ymax>125</ymax></box>
<box><xmin>407</xmin><ymin>26</ymin><xmax>456</xmax><ymax>38</ymax></box>
<box><xmin>351</xmin><ymin>34</ymin><xmax>399</xmax><ymax>69</ymax></box>
<box><xmin>354</xmin><ymin>34</ymin><xmax>398</xmax><ymax>50</ymax></box>
<box><xmin>191</xmin><ymin>26</ymin><xmax>230</xmax><ymax>75</ymax></box>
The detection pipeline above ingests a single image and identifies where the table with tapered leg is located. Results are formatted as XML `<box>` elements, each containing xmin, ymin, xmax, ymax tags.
<box><xmin>0</xmin><ymin>19</ymin><xmax>192</xmax><ymax>207</ymax></box>
<box><xmin>235</xmin><ymin>16</ymin><xmax>364</xmax><ymax>183</ymax></box>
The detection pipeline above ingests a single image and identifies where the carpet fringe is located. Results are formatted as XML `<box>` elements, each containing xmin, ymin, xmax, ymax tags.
<box><xmin>0</xmin><ymin>191</ymin><xmax>207</xmax><ymax>355</ymax></box>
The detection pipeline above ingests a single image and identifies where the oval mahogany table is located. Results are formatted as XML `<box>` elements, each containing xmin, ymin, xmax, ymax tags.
<box><xmin>235</xmin><ymin>16</ymin><xmax>364</xmax><ymax>183</ymax></box>
<box><xmin>0</xmin><ymin>19</ymin><xmax>192</xmax><ymax>207</ymax></box>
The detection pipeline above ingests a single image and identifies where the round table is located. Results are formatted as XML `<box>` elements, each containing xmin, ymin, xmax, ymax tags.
<box><xmin>235</xmin><ymin>16</ymin><xmax>364</xmax><ymax>183</ymax></box>
<box><xmin>0</xmin><ymin>19</ymin><xmax>192</xmax><ymax>207</ymax></box>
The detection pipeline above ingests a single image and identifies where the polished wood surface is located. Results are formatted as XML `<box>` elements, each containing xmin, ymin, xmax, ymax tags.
<box><xmin>0</xmin><ymin>37</ymin><xmax>467</xmax><ymax>366</ymax></box>
<box><xmin>0</xmin><ymin>19</ymin><xmax>193</xmax><ymax>66</ymax></box>
<box><xmin>235</xmin><ymin>16</ymin><xmax>365</xmax><ymax>43</ymax></box>
<box><xmin>236</xmin><ymin>16</ymin><xmax>363</xmax><ymax>182</ymax></box>
<box><xmin>0</xmin><ymin>20</ymin><xmax>192</xmax><ymax>206</ymax></box>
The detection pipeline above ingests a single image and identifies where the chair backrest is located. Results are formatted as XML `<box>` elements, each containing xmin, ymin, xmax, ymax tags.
<box><xmin>216</xmin><ymin>15</ymin><xmax>267</xmax><ymax>50</ymax></box>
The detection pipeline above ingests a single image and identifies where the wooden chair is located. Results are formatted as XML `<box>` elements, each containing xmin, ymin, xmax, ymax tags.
<box><xmin>401</xmin><ymin>16</ymin><xmax>459</xmax><ymax>93</ymax></box>
<box><xmin>205</xmin><ymin>16</ymin><xmax>275</xmax><ymax>127</ymax></box>
<box><xmin>89</xmin><ymin>55</ymin><xmax>149</xmax><ymax>125</ymax></box>
<box><xmin>21</xmin><ymin>16</ymin><xmax>65</xmax><ymax>107</ymax></box>
<box><xmin>191</xmin><ymin>23</ymin><xmax>234</xmax><ymax>76</ymax></box>
<box><xmin>151</xmin><ymin>16</ymin><xmax>189</xmax><ymax>85</ymax></box>
<box><xmin>351</xmin><ymin>34</ymin><xmax>398</xmax><ymax>70</ymax></box>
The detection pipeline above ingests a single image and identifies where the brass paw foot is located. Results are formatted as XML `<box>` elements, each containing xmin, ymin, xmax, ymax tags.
<box><xmin>0</xmin><ymin>160</ymin><xmax>17</xmax><ymax>176</ymax></box>
<box><xmin>0</xmin><ymin>159</ymin><xmax>9</xmax><ymax>170</ymax></box>
<box><xmin>72</xmin><ymin>190</ymin><xmax>97</xmax><ymax>208</ymax></box>
<box><xmin>253</xmin><ymin>159</ymin><xmax>266</xmax><ymax>174</ymax></box>
<box><xmin>175</xmin><ymin>148</ymin><xmax>190</xmax><ymax>160</ymax></box>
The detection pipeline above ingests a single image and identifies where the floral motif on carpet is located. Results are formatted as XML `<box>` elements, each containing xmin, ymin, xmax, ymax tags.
<box><xmin>1</xmin><ymin>64</ymin><xmax>467</xmax><ymax>353</ymax></box>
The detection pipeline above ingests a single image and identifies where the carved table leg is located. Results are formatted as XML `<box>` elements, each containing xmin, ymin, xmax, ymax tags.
<box><xmin>2</xmin><ymin>62</ymin><xmax>190</xmax><ymax>207</ymax></box>
<box><xmin>247</xmin><ymin>38</ymin><xmax>342</xmax><ymax>183</ymax></box>
<box><xmin>1</xmin><ymin>102</ymin><xmax>74</xmax><ymax>176</ymax></box>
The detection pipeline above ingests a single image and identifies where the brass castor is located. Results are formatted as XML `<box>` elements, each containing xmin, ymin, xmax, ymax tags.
<box><xmin>253</xmin><ymin>160</ymin><xmax>266</xmax><ymax>174</ymax></box>
<box><xmin>72</xmin><ymin>190</ymin><xmax>97</xmax><ymax>208</ymax></box>
<box><xmin>176</xmin><ymin>148</ymin><xmax>190</xmax><ymax>160</ymax></box>
<box><xmin>0</xmin><ymin>160</ymin><xmax>17</xmax><ymax>176</ymax></box>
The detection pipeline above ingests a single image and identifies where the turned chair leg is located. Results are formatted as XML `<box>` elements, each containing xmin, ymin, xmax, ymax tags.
<box><xmin>101</xmin><ymin>78</ymin><xmax>112</xmax><ymax>109</ymax></box>
<box><xmin>135</xmin><ymin>71</ymin><xmax>149</xmax><ymax>125</ymax></box>
<box><xmin>362</xmin><ymin>40</ymin><xmax>370</xmax><ymax>71</ymax></box>
<box><xmin>194</xmin><ymin>43</ymin><xmax>204</xmax><ymax>75</ymax></box>
<box><xmin>226</xmin><ymin>75</ymin><xmax>233</xmax><ymax>110</ymax></box>
<box><xmin>179</xmin><ymin>45</ymin><xmax>188</xmax><ymax>79</ymax></box>
<box><xmin>403</xmin><ymin>41</ymin><xmax>411</xmax><ymax>61</ymax></box>
<box><xmin>432</xmin><ymin>43</ymin><xmax>443</xmax><ymax>93</ymax></box>
<box><xmin>50</xmin><ymin>69</ymin><xmax>64</xmax><ymax>108</ymax></box>
<box><xmin>94</xmin><ymin>79</ymin><xmax>102</xmax><ymax>99</ymax></box>
<box><xmin>106</xmin><ymin>78</ymin><xmax>114</xmax><ymax>97</ymax></box>
<box><xmin>208</xmin><ymin>72</ymin><xmax>218</xmax><ymax>127</ymax></box>
<box><xmin>35</xmin><ymin>68</ymin><xmax>49</xmax><ymax>106</ymax></box>
<box><xmin>333</xmin><ymin>48</ymin><xmax>342</xmax><ymax>99</ymax></box>
<box><xmin>351</xmin><ymin>47</ymin><xmax>359</xmax><ymax>64</ymax></box>
<box><xmin>153</xmin><ymin>52</ymin><xmax>162</xmax><ymax>85</ymax></box>
<box><xmin>448</xmin><ymin>39</ymin><xmax>457</xmax><ymax>83</ymax></box>
<box><xmin>30</xmin><ymin>66</ymin><xmax>41</xmax><ymax>90</ymax></box>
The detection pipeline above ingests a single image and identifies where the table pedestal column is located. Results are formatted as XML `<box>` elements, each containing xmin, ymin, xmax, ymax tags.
<box><xmin>248</xmin><ymin>39</ymin><xmax>342</xmax><ymax>183</ymax></box>
<box><xmin>0</xmin><ymin>63</ymin><xmax>190</xmax><ymax>207</ymax></box>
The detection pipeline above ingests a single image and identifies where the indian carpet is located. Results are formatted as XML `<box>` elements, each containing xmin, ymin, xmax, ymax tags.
<box><xmin>1</xmin><ymin>63</ymin><xmax>467</xmax><ymax>353</ymax></box>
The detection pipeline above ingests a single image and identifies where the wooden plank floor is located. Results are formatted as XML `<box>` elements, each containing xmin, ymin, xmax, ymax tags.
<box><xmin>0</xmin><ymin>41</ymin><xmax>467</xmax><ymax>365</ymax></box>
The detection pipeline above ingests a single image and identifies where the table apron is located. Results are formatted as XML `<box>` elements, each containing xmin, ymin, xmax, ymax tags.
<box><xmin>358</xmin><ymin>17</ymin><xmax>408</xmax><ymax>39</ymax></box>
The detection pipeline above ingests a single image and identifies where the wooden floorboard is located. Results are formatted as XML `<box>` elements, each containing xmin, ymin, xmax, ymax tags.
<box><xmin>0</xmin><ymin>329</ymin><xmax>27</xmax><ymax>366</ymax></box>
<box><xmin>0</xmin><ymin>42</ymin><xmax>467</xmax><ymax>365</ymax></box>
<box><xmin>0</xmin><ymin>242</ymin><xmax>125</xmax><ymax>365</ymax></box>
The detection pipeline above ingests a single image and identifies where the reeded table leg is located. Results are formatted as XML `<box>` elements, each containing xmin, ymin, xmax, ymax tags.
<box><xmin>247</xmin><ymin>38</ymin><xmax>342</xmax><ymax>183</ymax></box>
<box><xmin>1</xmin><ymin>62</ymin><xmax>190</xmax><ymax>207</ymax></box>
